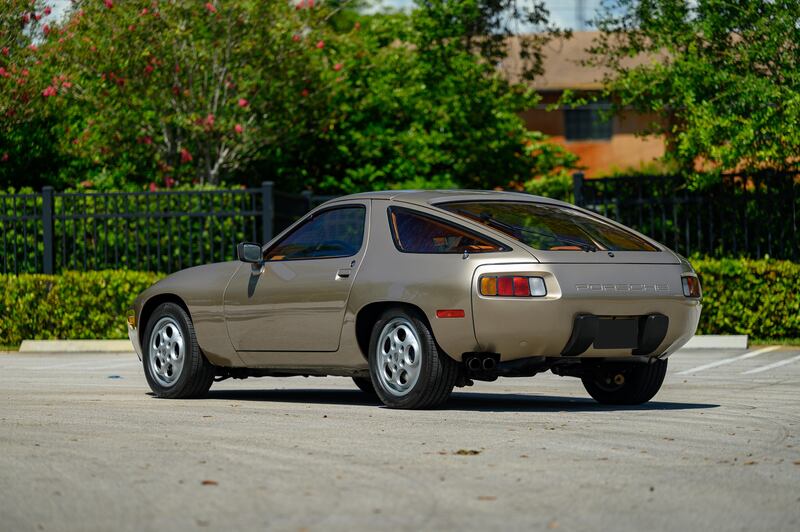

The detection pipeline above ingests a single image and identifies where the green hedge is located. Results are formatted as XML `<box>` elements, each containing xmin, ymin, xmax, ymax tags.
<box><xmin>693</xmin><ymin>258</ymin><xmax>800</xmax><ymax>341</ymax></box>
<box><xmin>0</xmin><ymin>259</ymin><xmax>798</xmax><ymax>346</ymax></box>
<box><xmin>0</xmin><ymin>270</ymin><xmax>163</xmax><ymax>346</ymax></box>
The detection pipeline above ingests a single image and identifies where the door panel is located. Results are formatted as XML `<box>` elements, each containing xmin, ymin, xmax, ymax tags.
<box><xmin>223</xmin><ymin>204</ymin><xmax>368</xmax><ymax>352</ymax></box>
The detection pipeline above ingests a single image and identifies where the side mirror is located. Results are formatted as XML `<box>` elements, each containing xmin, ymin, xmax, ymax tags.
<box><xmin>237</xmin><ymin>242</ymin><xmax>263</xmax><ymax>263</ymax></box>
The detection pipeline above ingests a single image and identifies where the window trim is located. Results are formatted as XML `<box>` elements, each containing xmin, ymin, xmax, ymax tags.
<box><xmin>263</xmin><ymin>204</ymin><xmax>367</xmax><ymax>262</ymax></box>
<box><xmin>437</xmin><ymin>199</ymin><xmax>662</xmax><ymax>253</ymax></box>
<box><xmin>387</xmin><ymin>206</ymin><xmax>512</xmax><ymax>255</ymax></box>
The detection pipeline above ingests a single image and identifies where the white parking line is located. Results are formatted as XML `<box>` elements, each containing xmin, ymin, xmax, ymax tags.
<box><xmin>741</xmin><ymin>353</ymin><xmax>800</xmax><ymax>375</ymax></box>
<box><xmin>676</xmin><ymin>346</ymin><xmax>782</xmax><ymax>375</ymax></box>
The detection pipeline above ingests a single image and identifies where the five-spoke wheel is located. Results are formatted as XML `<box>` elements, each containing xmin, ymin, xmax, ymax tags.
<box><xmin>142</xmin><ymin>302</ymin><xmax>215</xmax><ymax>399</ymax></box>
<box><xmin>368</xmin><ymin>307</ymin><xmax>458</xmax><ymax>409</ymax></box>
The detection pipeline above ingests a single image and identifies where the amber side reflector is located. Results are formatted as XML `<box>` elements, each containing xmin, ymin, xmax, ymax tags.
<box><xmin>436</xmin><ymin>309</ymin><xmax>465</xmax><ymax>318</ymax></box>
<box><xmin>127</xmin><ymin>310</ymin><xmax>136</xmax><ymax>327</ymax></box>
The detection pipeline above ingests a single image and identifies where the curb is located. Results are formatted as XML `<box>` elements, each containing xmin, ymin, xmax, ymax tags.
<box><xmin>683</xmin><ymin>335</ymin><xmax>748</xmax><ymax>349</ymax></box>
<box><xmin>19</xmin><ymin>339</ymin><xmax>134</xmax><ymax>353</ymax></box>
<box><xmin>16</xmin><ymin>335</ymin><xmax>749</xmax><ymax>353</ymax></box>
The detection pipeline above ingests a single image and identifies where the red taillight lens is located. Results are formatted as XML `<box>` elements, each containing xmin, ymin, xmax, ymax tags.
<box><xmin>513</xmin><ymin>276</ymin><xmax>530</xmax><ymax>296</ymax></box>
<box><xmin>479</xmin><ymin>276</ymin><xmax>546</xmax><ymax>297</ymax></box>
<box><xmin>497</xmin><ymin>276</ymin><xmax>514</xmax><ymax>296</ymax></box>
<box><xmin>682</xmin><ymin>276</ymin><xmax>701</xmax><ymax>298</ymax></box>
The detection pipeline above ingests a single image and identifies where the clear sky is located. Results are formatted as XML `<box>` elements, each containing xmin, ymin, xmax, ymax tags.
<box><xmin>48</xmin><ymin>0</ymin><xmax>603</xmax><ymax>30</ymax></box>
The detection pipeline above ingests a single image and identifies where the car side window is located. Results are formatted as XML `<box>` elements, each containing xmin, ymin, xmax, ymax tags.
<box><xmin>265</xmin><ymin>206</ymin><xmax>366</xmax><ymax>261</ymax></box>
<box><xmin>389</xmin><ymin>207</ymin><xmax>509</xmax><ymax>254</ymax></box>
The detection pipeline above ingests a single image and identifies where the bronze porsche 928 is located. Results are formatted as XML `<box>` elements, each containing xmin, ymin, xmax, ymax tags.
<box><xmin>127</xmin><ymin>190</ymin><xmax>702</xmax><ymax>409</ymax></box>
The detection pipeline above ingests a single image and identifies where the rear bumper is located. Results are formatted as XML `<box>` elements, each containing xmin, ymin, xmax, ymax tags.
<box><xmin>561</xmin><ymin>313</ymin><xmax>669</xmax><ymax>356</ymax></box>
<box><xmin>471</xmin><ymin>262</ymin><xmax>701</xmax><ymax>361</ymax></box>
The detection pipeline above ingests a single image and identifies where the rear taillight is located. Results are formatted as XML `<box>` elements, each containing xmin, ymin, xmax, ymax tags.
<box><xmin>682</xmin><ymin>276</ymin><xmax>701</xmax><ymax>298</ymax></box>
<box><xmin>480</xmin><ymin>276</ymin><xmax>547</xmax><ymax>297</ymax></box>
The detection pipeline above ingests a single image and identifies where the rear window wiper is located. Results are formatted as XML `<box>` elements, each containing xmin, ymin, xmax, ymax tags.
<box><xmin>455</xmin><ymin>209</ymin><xmax>598</xmax><ymax>252</ymax></box>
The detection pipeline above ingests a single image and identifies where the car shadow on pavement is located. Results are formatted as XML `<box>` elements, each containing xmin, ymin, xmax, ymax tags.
<box><xmin>203</xmin><ymin>389</ymin><xmax>718</xmax><ymax>412</ymax></box>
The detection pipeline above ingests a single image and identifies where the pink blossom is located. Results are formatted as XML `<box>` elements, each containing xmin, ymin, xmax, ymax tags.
<box><xmin>180</xmin><ymin>148</ymin><xmax>192</xmax><ymax>163</ymax></box>
<box><xmin>44</xmin><ymin>6</ymin><xmax>52</xmax><ymax>15</ymax></box>
<box><xmin>22</xmin><ymin>13</ymin><xmax>30</xmax><ymax>24</ymax></box>
<box><xmin>0</xmin><ymin>68</ymin><xmax>7</xmax><ymax>78</ymax></box>
<box><xmin>140</xmin><ymin>8</ymin><xmax>148</xmax><ymax>16</ymax></box>
<box><xmin>292</xmin><ymin>34</ymin><xmax>301</xmax><ymax>42</ymax></box>
<box><xmin>34</xmin><ymin>13</ymin><xmax>42</xmax><ymax>21</ymax></box>
<box><xmin>43</xmin><ymin>24</ymin><xmax>50</xmax><ymax>36</ymax></box>
<box><xmin>354</xmin><ymin>21</ymin><xmax>361</xmax><ymax>30</ymax></box>
<box><xmin>42</xmin><ymin>85</ymin><xmax>57</xmax><ymax>97</ymax></box>
<box><xmin>238</xmin><ymin>98</ymin><xmax>249</xmax><ymax>108</ymax></box>
<box><xmin>316</xmin><ymin>40</ymin><xmax>324</xmax><ymax>50</ymax></box>
<box><xmin>234</xmin><ymin>124</ymin><xmax>243</xmax><ymax>134</ymax></box>
<box><xmin>144</xmin><ymin>64</ymin><xmax>154</xmax><ymax>75</ymax></box>
<box><xmin>164</xmin><ymin>177</ymin><xmax>175</xmax><ymax>188</ymax></box>
<box><xmin>61</xmin><ymin>81</ymin><xmax>72</xmax><ymax>88</ymax></box>
<box><xmin>1</xmin><ymin>153</ymin><xmax>8</xmax><ymax>162</ymax></box>
<box><xmin>104</xmin><ymin>0</ymin><xmax>113</xmax><ymax>9</ymax></box>
<box><xmin>29</xmin><ymin>44</ymin><xmax>38</xmax><ymax>52</ymax></box>
<box><xmin>205</xmin><ymin>2</ymin><xmax>216</xmax><ymax>13</ymax></box>
<box><xmin>1</xmin><ymin>47</ymin><xmax>8</xmax><ymax>56</ymax></box>
<box><xmin>333</xmin><ymin>63</ymin><xmax>343</xmax><ymax>72</ymax></box>
<box><xmin>149</xmin><ymin>182</ymin><xmax>157</xmax><ymax>192</ymax></box>
<box><xmin>203</xmin><ymin>114</ymin><xmax>215</xmax><ymax>129</ymax></box>
<box><xmin>79</xmin><ymin>180</ymin><xmax>93</xmax><ymax>188</ymax></box>
<box><xmin>301</xmin><ymin>88</ymin><xmax>309</xmax><ymax>97</ymax></box>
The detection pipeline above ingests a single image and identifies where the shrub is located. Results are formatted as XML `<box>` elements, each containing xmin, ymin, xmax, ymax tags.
<box><xmin>692</xmin><ymin>258</ymin><xmax>800</xmax><ymax>341</ymax></box>
<box><xmin>0</xmin><ymin>270</ymin><xmax>162</xmax><ymax>346</ymax></box>
<box><xmin>0</xmin><ymin>259</ymin><xmax>797</xmax><ymax>346</ymax></box>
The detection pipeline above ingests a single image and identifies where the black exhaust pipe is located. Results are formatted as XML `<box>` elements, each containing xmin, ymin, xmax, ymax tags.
<box><xmin>466</xmin><ymin>356</ymin><xmax>482</xmax><ymax>372</ymax></box>
<box><xmin>481</xmin><ymin>357</ymin><xmax>497</xmax><ymax>371</ymax></box>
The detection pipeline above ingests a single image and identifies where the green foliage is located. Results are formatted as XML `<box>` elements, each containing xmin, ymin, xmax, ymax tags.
<box><xmin>585</xmin><ymin>0</ymin><xmax>800</xmax><ymax>184</ymax></box>
<box><xmin>693</xmin><ymin>258</ymin><xmax>800</xmax><ymax>341</ymax></box>
<box><xmin>0</xmin><ymin>0</ymin><xmax>576</xmax><ymax>193</ymax></box>
<box><xmin>0</xmin><ymin>270</ymin><xmax>162</xmax><ymax>345</ymax></box>
<box><xmin>1</xmin><ymin>259</ymin><xmax>798</xmax><ymax>346</ymax></box>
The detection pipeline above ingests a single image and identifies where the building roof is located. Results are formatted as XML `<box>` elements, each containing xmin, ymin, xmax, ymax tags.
<box><xmin>502</xmin><ymin>32</ymin><xmax>655</xmax><ymax>92</ymax></box>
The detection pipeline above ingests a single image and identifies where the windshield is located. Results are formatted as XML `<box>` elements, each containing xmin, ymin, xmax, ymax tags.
<box><xmin>441</xmin><ymin>201</ymin><xmax>659</xmax><ymax>252</ymax></box>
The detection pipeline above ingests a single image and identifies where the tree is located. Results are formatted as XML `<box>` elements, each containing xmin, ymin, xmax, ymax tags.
<box><xmin>11</xmin><ymin>0</ymin><xmax>334</xmax><ymax>188</ymax></box>
<box><xmin>585</xmin><ymin>0</ymin><xmax>800</xmax><ymax>184</ymax></box>
<box><xmin>295</xmin><ymin>1</ymin><xmax>577</xmax><ymax>193</ymax></box>
<box><xmin>1</xmin><ymin>0</ymin><xmax>576</xmax><ymax>192</ymax></box>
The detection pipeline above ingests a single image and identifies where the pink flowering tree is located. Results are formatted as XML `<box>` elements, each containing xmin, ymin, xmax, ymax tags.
<box><xmin>20</xmin><ymin>0</ymin><xmax>334</xmax><ymax>188</ymax></box>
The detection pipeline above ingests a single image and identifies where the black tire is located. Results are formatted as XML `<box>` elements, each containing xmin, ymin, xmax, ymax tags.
<box><xmin>368</xmin><ymin>307</ymin><xmax>458</xmax><ymax>409</ymax></box>
<box><xmin>142</xmin><ymin>302</ymin><xmax>215</xmax><ymax>399</ymax></box>
<box><xmin>581</xmin><ymin>359</ymin><xmax>668</xmax><ymax>405</ymax></box>
<box><xmin>352</xmin><ymin>376</ymin><xmax>377</xmax><ymax>396</ymax></box>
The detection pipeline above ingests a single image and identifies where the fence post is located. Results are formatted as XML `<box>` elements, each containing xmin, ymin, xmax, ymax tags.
<box><xmin>260</xmin><ymin>181</ymin><xmax>274</xmax><ymax>244</ymax></box>
<box><xmin>572</xmin><ymin>172</ymin><xmax>585</xmax><ymax>207</ymax></box>
<box><xmin>301</xmin><ymin>190</ymin><xmax>313</xmax><ymax>213</ymax></box>
<box><xmin>41</xmin><ymin>186</ymin><xmax>55</xmax><ymax>274</ymax></box>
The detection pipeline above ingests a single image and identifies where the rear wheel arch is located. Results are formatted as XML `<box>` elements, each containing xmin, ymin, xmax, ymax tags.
<box><xmin>355</xmin><ymin>301</ymin><xmax>435</xmax><ymax>361</ymax></box>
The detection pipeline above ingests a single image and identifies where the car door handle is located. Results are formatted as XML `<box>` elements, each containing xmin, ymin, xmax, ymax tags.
<box><xmin>336</xmin><ymin>269</ymin><xmax>351</xmax><ymax>279</ymax></box>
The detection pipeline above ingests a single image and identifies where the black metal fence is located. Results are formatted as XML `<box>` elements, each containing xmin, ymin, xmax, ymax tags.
<box><xmin>573</xmin><ymin>171</ymin><xmax>799</xmax><ymax>260</ymax></box>
<box><xmin>2</xmin><ymin>171</ymin><xmax>798</xmax><ymax>274</ymax></box>
<box><xmin>0</xmin><ymin>183</ymin><xmax>336</xmax><ymax>275</ymax></box>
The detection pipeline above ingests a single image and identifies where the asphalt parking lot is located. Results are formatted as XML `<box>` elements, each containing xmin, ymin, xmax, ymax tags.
<box><xmin>1</xmin><ymin>347</ymin><xmax>799</xmax><ymax>532</ymax></box>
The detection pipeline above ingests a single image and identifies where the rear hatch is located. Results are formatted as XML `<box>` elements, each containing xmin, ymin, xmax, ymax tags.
<box><xmin>524</xmin><ymin>248</ymin><xmax>680</xmax><ymax>265</ymax></box>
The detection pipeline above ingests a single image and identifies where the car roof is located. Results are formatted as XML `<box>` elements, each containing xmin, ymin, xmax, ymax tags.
<box><xmin>327</xmin><ymin>189</ymin><xmax>573</xmax><ymax>208</ymax></box>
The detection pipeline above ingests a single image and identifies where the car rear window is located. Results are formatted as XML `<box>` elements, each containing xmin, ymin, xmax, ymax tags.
<box><xmin>389</xmin><ymin>207</ymin><xmax>509</xmax><ymax>254</ymax></box>
<box><xmin>440</xmin><ymin>201</ymin><xmax>659</xmax><ymax>252</ymax></box>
